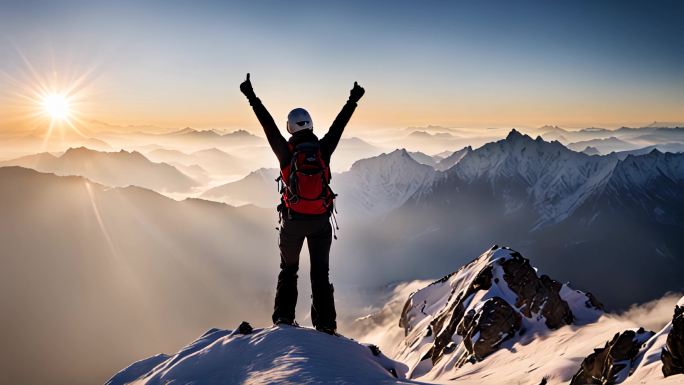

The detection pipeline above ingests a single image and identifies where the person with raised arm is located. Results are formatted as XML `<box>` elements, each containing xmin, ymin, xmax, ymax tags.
<box><xmin>239</xmin><ymin>73</ymin><xmax>365</xmax><ymax>335</ymax></box>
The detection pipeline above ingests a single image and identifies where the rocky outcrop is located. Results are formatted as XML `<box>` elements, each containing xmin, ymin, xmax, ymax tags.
<box><xmin>456</xmin><ymin>297</ymin><xmax>522</xmax><ymax>363</ymax></box>
<box><xmin>397</xmin><ymin>245</ymin><xmax>603</xmax><ymax>376</ymax></box>
<box><xmin>500</xmin><ymin>251</ymin><xmax>576</xmax><ymax>328</ymax></box>
<box><xmin>428</xmin><ymin>264</ymin><xmax>495</xmax><ymax>363</ymax></box>
<box><xmin>570</xmin><ymin>328</ymin><xmax>654</xmax><ymax>385</ymax></box>
<box><xmin>662</xmin><ymin>305</ymin><xmax>684</xmax><ymax>377</ymax></box>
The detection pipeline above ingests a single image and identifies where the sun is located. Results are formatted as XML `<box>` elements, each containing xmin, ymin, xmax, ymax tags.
<box><xmin>7</xmin><ymin>57</ymin><xmax>97</xmax><ymax>145</ymax></box>
<box><xmin>42</xmin><ymin>93</ymin><xmax>71</xmax><ymax>122</ymax></box>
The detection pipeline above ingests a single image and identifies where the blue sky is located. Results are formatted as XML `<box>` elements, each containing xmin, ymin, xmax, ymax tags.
<box><xmin>1</xmin><ymin>0</ymin><xmax>682</xmax><ymax>130</ymax></box>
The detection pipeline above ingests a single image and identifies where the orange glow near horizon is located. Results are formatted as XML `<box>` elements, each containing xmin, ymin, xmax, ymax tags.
<box><xmin>0</xmin><ymin>62</ymin><xmax>681</xmax><ymax>136</ymax></box>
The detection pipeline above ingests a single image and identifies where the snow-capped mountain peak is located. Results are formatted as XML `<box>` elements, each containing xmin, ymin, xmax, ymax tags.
<box><xmin>395</xmin><ymin>245</ymin><xmax>602</xmax><ymax>381</ymax></box>
<box><xmin>337</xmin><ymin>149</ymin><xmax>438</xmax><ymax>217</ymax></box>
<box><xmin>505</xmin><ymin>128</ymin><xmax>528</xmax><ymax>141</ymax></box>
<box><xmin>447</xmin><ymin>131</ymin><xmax>620</xmax><ymax>227</ymax></box>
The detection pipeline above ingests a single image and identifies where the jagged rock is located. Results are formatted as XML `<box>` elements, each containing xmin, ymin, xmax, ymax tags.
<box><xmin>500</xmin><ymin>252</ymin><xmax>574</xmax><ymax>328</ymax></box>
<box><xmin>570</xmin><ymin>328</ymin><xmax>654</xmax><ymax>385</ymax></box>
<box><xmin>456</xmin><ymin>296</ymin><xmax>522</xmax><ymax>362</ymax></box>
<box><xmin>585</xmin><ymin>292</ymin><xmax>604</xmax><ymax>310</ymax></box>
<box><xmin>662</xmin><ymin>305</ymin><xmax>684</xmax><ymax>377</ymax></box>
<box><xmin>429</xmin><ymin>263</ymin><xmax>494</xmax><ymax>363</ymax></box>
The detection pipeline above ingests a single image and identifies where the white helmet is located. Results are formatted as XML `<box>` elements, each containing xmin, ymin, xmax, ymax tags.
<box><xmin>286</xmin><ymin>108</ymin><xmax>313</xmax><ymax>134</ymax></box>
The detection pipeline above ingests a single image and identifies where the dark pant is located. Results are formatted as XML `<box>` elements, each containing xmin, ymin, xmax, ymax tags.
<box><xmin>272</xmin><ymin>216</ymin><xmax>336</xmax><ymax>329</ymax></box>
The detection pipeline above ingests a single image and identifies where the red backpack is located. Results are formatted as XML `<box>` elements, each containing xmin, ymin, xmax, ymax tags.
<box><xmin>277</xmin><ymin>142</ymin><xmax>336</xmax><ymax>216</ymax></box>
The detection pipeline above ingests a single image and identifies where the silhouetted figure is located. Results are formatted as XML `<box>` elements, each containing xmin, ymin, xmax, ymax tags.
<box><xmin>240</xmin><ymin>73</ymin><xmax>364</xmax><ymax>334</ymax></box>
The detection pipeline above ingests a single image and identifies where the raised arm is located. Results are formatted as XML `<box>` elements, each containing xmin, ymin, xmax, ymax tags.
<box><xmin>320</xmin><ymin>82</ymin><xmax>365</xmax><ymax>156</ymax></box>
<box><xmin>240</xmin><ymin>73</ymin><xmax>289</xmax><ymax>165</ymax></box>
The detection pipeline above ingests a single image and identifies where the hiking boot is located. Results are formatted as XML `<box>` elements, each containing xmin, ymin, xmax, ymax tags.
<box><xmin>274</xmin><ymin>317</ymin><xmax>298</xmax><ymax>327</ymax></box>
<box><xmin>315</xmin><ymin>326</ymin><xmax>338</xmax><ymax>336</ymax></box>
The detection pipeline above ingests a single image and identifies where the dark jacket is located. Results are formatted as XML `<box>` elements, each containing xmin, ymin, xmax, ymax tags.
<box><xmin>247</xmin><ymin>97</ymin><xmax>357</xmax><ymax>168</ymax></box>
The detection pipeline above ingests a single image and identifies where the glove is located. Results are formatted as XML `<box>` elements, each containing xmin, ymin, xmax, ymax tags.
<box><xmin>240</xmin><ymin>73</ymin><xmax>257</xmax><ymax>101</ymax></box>
<box><xmin>349</xmin><ymin>81</ymin><xmax>365</xmax><ymax>103</ymax></box>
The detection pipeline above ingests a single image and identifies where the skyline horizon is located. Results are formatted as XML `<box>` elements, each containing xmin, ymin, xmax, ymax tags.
<box><xmin>3</xmin><ymin>113</ymin><xmax>684</xmax><ymax>137</ymax></box>
<box><xmin>2</xmin><ymin>1</ymin><xmax>683</xmax><ymax>134</ymax></box>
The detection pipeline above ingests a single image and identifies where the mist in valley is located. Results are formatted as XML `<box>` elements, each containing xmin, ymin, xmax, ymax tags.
<box><xmin>1</xmin><ymin>122</ymin><xmax>684</xmax><ymax>385</ymax></box>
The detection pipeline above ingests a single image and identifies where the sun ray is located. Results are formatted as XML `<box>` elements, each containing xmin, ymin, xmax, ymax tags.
<box><xmin>1</xmin><ymin>45</ymin><xmax>101</xmax><ymax>150</ymax></box>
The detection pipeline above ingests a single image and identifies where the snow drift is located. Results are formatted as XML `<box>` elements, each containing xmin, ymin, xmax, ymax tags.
<box><xmin>106</xmin><ymin>323</ymin><xmax>413</xmax><ymax>385</ymax></box>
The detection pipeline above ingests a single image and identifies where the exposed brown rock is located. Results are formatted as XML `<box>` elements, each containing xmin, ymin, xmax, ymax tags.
<box><xmin>429</xmin><ymin>264</ymin><xmax>494</xmax><ymax>363</ymax></box>
<box><xmin>398</xmin><ymin>246</ymin><xmax>602</xmax><ymax>372</ymax></box>
<box><xmin>662</xmin><ymin>305</ymin><xmax>684</xmax><ymax>377</ymax></box>
<box><xmin>570</xmin><ymin>328</ymin><xmax>654</xmax><ymax>385</ymax></box>
<box><xmin>500</xmin><ymin>253</ymin><xmax>574</xmax><ymax>328</ymax></box>
<box><xmin>456</xmin><ymin>297</ymin><xmax>522</xmax><ymax>362</ymax></box>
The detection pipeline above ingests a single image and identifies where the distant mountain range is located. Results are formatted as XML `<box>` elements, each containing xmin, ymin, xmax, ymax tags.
<box><xmin>395</xmin><ymin>130</ymin><xmax>471</xmax><ymax>153</ymax></box>
<box><xmin>92</xmin><ymin>127</ymin><xmax>265</xmax><ymax>155</ymax></box>
<box><xmin>201</xmin><ymin>129</ymin><xmax>682</xmax><ymax>309</ymax></box>
<box><xmin>532</xmin><ymin>125</ymin><xmax>684</xmax><ymax>146</ymax></box>
<box><xmin>363</xmin><ymin>130</ymin><xmax>684</xmax><ymax>308</ymax></box>
<box><xmin>408</xmin><ymin>146</ymin><xmax>471</xmax><ymax>170</ymax></box>
<box><xmin>145</xmin><ymin>147</ymin><xmax>249</xmax><ymax>176</ymax></box>
<box><xmin>567</xmin><ymin>136</ymin><xmax>640</xmax><ymax>153</ymax></box>
<box><xmin>196</xmin><ymin>130</ymin><xmax>684</xmax><ymax>310</ymax></box>
<box><xmin>201</xmin><ymin>168</ymin><xmax>280</xmax><ymax>206</ymax></box>
<box><xmin>0</xmin><ymin>147</ymin><xmax>199</xmax><ymax>192</ymax></box>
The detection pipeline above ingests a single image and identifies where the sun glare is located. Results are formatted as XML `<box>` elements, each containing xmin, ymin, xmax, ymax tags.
<box><xmin>6</xmin><ymin>54</ymin><xmax>98</xmax><ymax>149</ymax></box>
<box><xmin>42</xmin><ymin>93</ymin><xmax>71</xmax><ymax>121</ymax></box>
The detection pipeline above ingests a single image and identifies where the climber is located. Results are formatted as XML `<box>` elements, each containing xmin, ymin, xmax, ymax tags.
<box><xmin>239</xmin><ymin>73</ymin><xmax>365</xmax><ymax>335</ymax></box>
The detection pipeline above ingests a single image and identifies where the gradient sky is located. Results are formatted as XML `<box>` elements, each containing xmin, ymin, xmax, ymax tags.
<box><xmin>0</xmin><ymin>0</ymin><xmax>683</xmax><ymax>133</ymax></box>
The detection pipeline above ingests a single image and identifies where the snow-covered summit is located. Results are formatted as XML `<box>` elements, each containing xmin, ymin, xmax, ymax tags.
<box><xmin>611</xmin><ymin>149</ymin><xmax>684</xmax><ymax>186</ymax></box>
<box><xmin>106</xmin><ymin>324</ymin><xmax>413</xmax><ymax>385</ymax></box>
<box><xmin>395</xmin><ymin>245</ymin><xmax>603</xmax><ymax>381</ymax></box>
<box><xmin>336</xmin><ymin>149</ymin><xmax>438</xmax><ymax>216</ymax></box>
<box><xmin>447</xmin><ymin>130</ymin><xmax>619</xmax><ymax>227</ymax></box>
<box><xmin>348</xmin><ymin>149</ymin><xmax>427</xmax><ymax>172</ymax></box>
